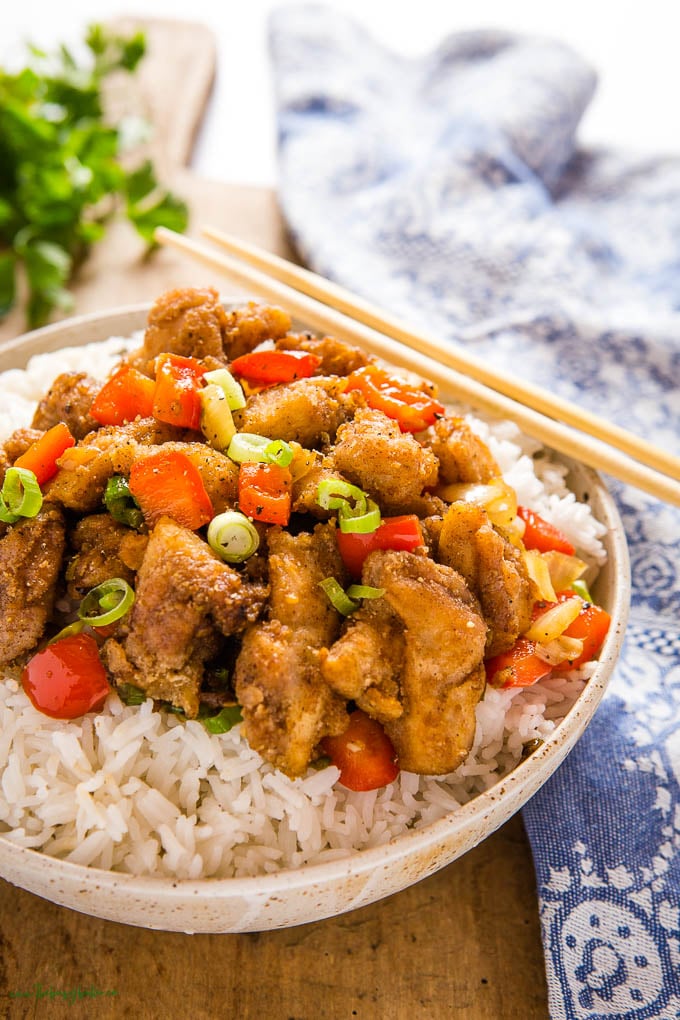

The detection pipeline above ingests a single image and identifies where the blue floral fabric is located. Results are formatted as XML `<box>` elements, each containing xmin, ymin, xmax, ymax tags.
<box><xmin>270</xmin><ymin>6</ymin><xmax>680</xmax><ymax>1016</ymax></box>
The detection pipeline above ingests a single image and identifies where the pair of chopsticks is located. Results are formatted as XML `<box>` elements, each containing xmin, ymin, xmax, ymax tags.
<box><xmin>154</xmin><ymin>225</ymin><xmax>680</xmax><ymax>508</ymax></box>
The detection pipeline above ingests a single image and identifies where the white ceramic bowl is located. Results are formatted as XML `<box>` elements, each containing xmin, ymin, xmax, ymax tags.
<box><xmin>0</xmin><ymin>305</ymin><xmax>630</xmax><ymax>933</ymax></box>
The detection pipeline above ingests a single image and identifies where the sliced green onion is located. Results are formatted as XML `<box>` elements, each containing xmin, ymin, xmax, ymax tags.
<box><xmin>78</xmin><ymin>578</ymin><xmax>135</xmax><ymax>626</ymax></box>
<box><xmin>316</xmin><ymin>478</ymin><xmax>368</xmax><ymax>514</ymax></box>
<box><xmin>227</xmin><ymin>432</ymin><xmax>272</xmax><ymax>463</ymax></box>
<box><xmin>203</xmin><ymin>368</ymin><xmax>247</xmax><ymax>410</ymax></box>
<box><xmin>200</xmin><ymin>704</ymin><xmax>243</xmax><ymax>734</ymax></box>
<box><xmin>346</xmin><ymin>584</ymin><xmax>386</xmax><ymax>600</ymax></box>
<box><xmin>264</xmin><ymin>438</ymin><xmax>293</xmax><ymax>467</ymax></box>
<box><xmin>207</xmin><ymin>510</ymin><xmax>260</xmax><ymax>563</ymax></box>
<box><xmin>116</xmin><ymin>683</ymin><xmax>148</xmax><ymax>706</ymax></box>
<box><xmin>338</xmin><ymin>498</ymin><xmax>381</xmax><ymax>534</ymax></box>
<box><xmin>104</xmin><ymin>475</ymin><xmax>144</xmax><ymax>530</ymax></box>
<box><xmin>0</xmin><ymin>466</ymin><xmax>43</xmax><ymax>523</ymax></box>
<box><xmin>318</xmin><ymin>577</ymin><xmax>359</xmax><ymax>616</ymax></box>
<box><xmin>571</xmin><ymin>578</ymin><xmax>593</xmax><ymax>604</ymax></box>
<box><xmin>47</xmin><ymin>620</ymin><xmax>86</xmax><ymax>645</ymax></box>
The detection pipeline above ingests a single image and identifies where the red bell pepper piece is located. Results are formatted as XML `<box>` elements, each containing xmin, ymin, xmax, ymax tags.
<box><xmin>320</xmin><ymin>709</ymin><xmax>399</xmax><ymax>791</ymax></box>
<box><xmin>128</xmin><ymin>449</ymin><xmax>214</xmax><ymax>530</ymax></box>
<box><xmin>485</xmin><ymin>638</ymin><xmax>553</xmax><ymax>689</ymax></box>
<box><xmin>346</xmin><ymin>364</ymin><xmax>444</xmax><ymax>433</ymax></box>
<box><xmin>229</xmin><ymin>349</ymin><xmax>322</xmax><ymax>386</ymax></box>
<box><xmin>152</xmin><ymin>353</ymin><xmax>206</xmax><ymax>430</ymax></box>
<box><xmin>552</xmin><ymin>591</ymin><xmax>611</xmax><ymax>671</ymax></box>
<box><xmin>90</xmin><ymin>366</ymin><xmax>156</xmax><ymax>427</ymax></box>
<box><xmin>517</xmin><ymin>505</ymin><xmax>575</xmax><ymax>555</ymax></box>
<box><xmin>336</xmin><ymin>514</ymin><xmax>424</xmax><ymax>577</ymax></box>
<box><xmin>238</xmin><ymin>462</ymin><xmax>292</xmax><ymax>525</ymax></box>
<box><xmin>22</xmin><ymin>633</ymin><xmax>110</xmax><ymax>719</ymax></box>
<box><xmin>13</xmin><ymin>422</ymin><xmax>75</xmax><ymax>485</ymax></box>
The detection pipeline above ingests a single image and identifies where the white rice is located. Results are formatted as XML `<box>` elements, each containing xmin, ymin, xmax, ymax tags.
<box><xmin>0</xmin><ymin>335</ymin><xmax>607</xmax><ymax>878</ymax></box>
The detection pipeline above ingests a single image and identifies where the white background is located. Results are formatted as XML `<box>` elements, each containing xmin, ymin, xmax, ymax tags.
<box><xmin>3</xmin><ymin>1</ymin><xmax>680</xmax><ymax>186</ymax></box>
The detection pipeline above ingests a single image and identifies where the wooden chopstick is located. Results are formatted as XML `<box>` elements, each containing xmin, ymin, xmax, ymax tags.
<box><xmin>201</xmin><ymin>224</ymin><xmax>680</xmax><ymax>484</ymax></box>
<box><xmin>154</xmin><ymin>226</ymin><xmax>680</xmax><ymax>508</ymax></box>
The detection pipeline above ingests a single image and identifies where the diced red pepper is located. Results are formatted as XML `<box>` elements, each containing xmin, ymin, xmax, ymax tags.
<box><xmin>485</xmin><ymin>638</ymin><xmax>553</xmax><ymax>689</ymax></box>
<box><xmin>152</xmin><ymin>353</ymin><xmax>206</xmax><ymax>430</ymax></box>
<box><xmin>90</xmin><ymin>366</ymin><xmax>156</xmax><ymax>427</ymax></box>
<box><xmin>128</xmin><ymin>449</ymin><xmax>214</xmax><ymax>530</ymax></box>
<box><xmin>238</xmin><ymin>462</ymin><xmax>292</xmax><ymax>525</ymax></box>
<box><xmin>517</xmin><ymin>506</ymin><xmax>575</xmax><ymax>555</ymax></box>
<box><xmin>229</xmin><ymin>349</ymin><xmax>322</xmax><ymax>387</ymax></box>
<box><xmin>553</xmin><ymin>591</ymin><xmax>611</xmax><ymax>671</ymax></box>
<box><xmin>320</xmin><ymin>709</ymin><xmax>399</xmax><ymax>791</ymax></box>
<box><xmin>13</xmin><ymin>422</ymin><xmax>75</xmax><ymax>484</ymax></box>
<box><xmin>21</xmin><ymin>634</ymin><xmax>110</xmax><ymax>719</ymax></box>
<box><xmin>336</xmin><ymin>514</ymin><xmax>424</xmax><ymax>578</ymax></box>
<box><xmin>346</xmin><ymin>364</ymin><xmax>444</xmax><ymax>433</ymax></box>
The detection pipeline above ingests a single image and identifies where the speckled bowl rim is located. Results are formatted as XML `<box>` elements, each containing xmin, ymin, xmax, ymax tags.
<box><xmin>0</xmin><ymin>303</ymin><xmax>630</xmax><ymax>927</ymax></box>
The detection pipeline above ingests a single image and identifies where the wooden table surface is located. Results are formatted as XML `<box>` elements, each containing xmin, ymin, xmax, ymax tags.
<box><xmin>0</xmin><ymin>18</ymin><xmax>549</xmax><ymax>1018</ymax></box>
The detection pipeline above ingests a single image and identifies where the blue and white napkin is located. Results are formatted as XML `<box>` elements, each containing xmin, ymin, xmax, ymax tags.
<box><xmin>269</xmin><ymin>6</ymin><xmax>680</xmax><ymax>1017</ymax></box>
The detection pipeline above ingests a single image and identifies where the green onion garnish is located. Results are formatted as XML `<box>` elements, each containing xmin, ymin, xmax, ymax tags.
<box><xmin>316</xmin><ymin>478</ymin><xmax>367</xmax><ymax>514</ymax></box>
<box><xmin>207</xmin><ymin>510</ymin><xmax>260</xmax><ymax>563</ymax></box>
<box><xmin>571</xmin><ymin>578</ymin><xmax>593</xmax><ymax>603</ymax></box>
<box><xmin>200</xmin><ymin>704</ymin><xmax>243</xmax><ymax>734</ymax></box>
<box><xmin>116</xmin><ymin>683</ymin><xmax>148</xmax><ymax>706</ymax></box>
<box><xmin>203</xmin><ymin>368</ymin><xmax>247</xmax><ymax>410</ymax></box>
<box><xmin>346</xmin><ymin>584</ymin><xmax>385</xmax><ymax>600</ymax></box>
<box><xmin>104</xmin><ymin>475</ymin><xmax>144</xmax><ymax>530</ymax></box>
<box><xmin>264</xmin><ymin>438</ymin><xmax>293</xmax><ymax>467</ymax></box>
<box><xmin>47</xmin><ymin>620</ymin><xmax>86</xmax><ymax>645</ymax></box>
<box><xmin>78</xmin><ymin>578</ymin><xmax>135</xmax><ymax>626</ymax></box>
<box><xmin>338</xmin><ymin>498</ymin><xmax>381</xmax><ymax>534</ymax></box>
<box><xmin>318</xmin><ymin>577</ymin><xmax>360</xmax><ymax>616</ymax></box>
<box><xmin>227</xmin><ymin>432</ymin><xmax>273</xmax><ymax>463</ymax></box>
<box><xmin>0</xmin><ymin>466</ymin><xmax>43</xmax><ymax>523</ymax></box>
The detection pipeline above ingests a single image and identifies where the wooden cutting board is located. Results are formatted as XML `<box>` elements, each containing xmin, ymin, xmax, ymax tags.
<box><xmin>0</xmin><ymin>18</ymin><xmax>549</xmax><ymax>1019</ymax></box>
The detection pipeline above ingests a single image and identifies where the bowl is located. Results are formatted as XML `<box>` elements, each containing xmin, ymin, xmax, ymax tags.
<box><xmin>0</xmin><ymin>304</ymin><xmax>630</xmax><ymax>933</ymax></box>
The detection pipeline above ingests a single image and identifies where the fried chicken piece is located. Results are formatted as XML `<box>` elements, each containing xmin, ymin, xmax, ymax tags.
<box><xmin>321</xmin><ymin>550</ymin><xmax>487</xmax><ymax>775</ymax></box>
<box><xmin>45</xmin><ymin>418</ymin><xmax>186</xmax><ymax>513</ymax></box>
<box><xmin>234</xmin><ymin>523</ymin><xmax>348</xmax><ymax>777</ymax></box>
<box><xmin>113</xmin><ymin>441</ymin><xmax>239</xmax><ymax>515</ymax></box>
<box><xmin>427</xmin><ymin>415</ymin><xmax>499</xmax><ymax>484</ymax></box>
<box><xmin>330</xmin><ymin>408</ymin><xmax>439</xmax><ymax>514</ymax></box>
<box><xmin>103</xmin><ymin>517</ymin><xmax>267</xmax><ymax>717</ymax></box>
<box><xmin>31</xmin><ymin>372</ymin><xmax>100</xmax><ymax>440</ymax></box>
<box><xmin>65</xmin><ymin>514</ymin><xmax>148</xmax><ymax>599</ymax></box>
<box><xmin>0</xmin><ymin>505</ymin><xmax>66</xmax><ymax>667</ymax></box>
<box><xmin>235</xmin><ymin>377</ymin><xmax>358</xmax><ymax>448</ymax></box>
<box><xmin>224</xmin><ymin>301</ymin><xmax>292</xmax><ymax>360</ymax></box>
<box><xmin>276</xmin><ymin>332</ymin><xmax>371</xmax><ymax>376</ymax></box>
<box><xmin>0</xmin><ymin>428</ymin><xmax>44</xmax><ymax>482</ymax></box>
<box><xmin>130</xmin><ymin>286</ymin><xmax>231</xmax><ymax>371</ymax></box>
<box><xmin>437</xmin><ymin>501</ymin><xmax>535</xmax><ymax>657</ymax></box>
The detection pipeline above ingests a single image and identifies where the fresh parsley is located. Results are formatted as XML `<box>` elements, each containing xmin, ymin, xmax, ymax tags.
<box><xmin>0</xmin><ymin>23</ymin><xmax>189</xmax><ymax>327</ymax></box>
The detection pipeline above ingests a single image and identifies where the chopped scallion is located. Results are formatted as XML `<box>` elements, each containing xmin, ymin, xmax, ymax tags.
<box><xmin>227</xmin><ymin>432</ymin><xmax>272</xmax><ymax>463</ymax></box>
<box><xmin>346</xmin><ymin>584</ymin><xmax>385</xmax><ymax>600</ymax></box>
<box><xmin>316</xmin><ymin>478</ymin><xmax>367</xmax><ymax>514</ymax></box>
<box><xmin>0</xmin><ymin>466</ymin><xmax>43</xmax><ymax>523</ymax></box>
<box><xmin>264</xmin><ymin>438</ymin><xmax>293</xmax><ymax>467</ymax></box>
<box><xmin>207</xmin><ymin>510</ymin><xmax>260</xmax><ymax>563</ymax></box>
<box><xmin>200</xmin><ymin>704</ymin><xmax>243</xmax><ymax>734</ymax></box>
<box><xmin>318</xmin><ymin>577</ymin><xmax>359</xmax><ymax>616</ymax></box>
<box><xmin>104</xmin><ymin>475</ymin><xmax>144</xmax><ymax>530</ymax></box>
<box><xmin>78</xmin><ymin>578</ymin><xmax>135</xmax><ymax>626</ymax></box>
<box><xmin>571</xmin><ymin>578</ymin><xmax>593</xmax><ymax>604</ymax></box>
<box><xmin>338</xmin><ymin>498</ymin><xmax>381</xmax><ymax>534</ymax></box>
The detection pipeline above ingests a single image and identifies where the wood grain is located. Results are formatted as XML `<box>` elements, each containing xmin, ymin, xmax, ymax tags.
<box><xmin>0</xmin><ymin>17</ymin><xmax>550</xmax><ymax>1020</ymax></box>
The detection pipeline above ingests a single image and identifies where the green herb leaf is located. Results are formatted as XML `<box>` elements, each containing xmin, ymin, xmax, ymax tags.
<box><xmin>200</xmin><ymin>705</ymin><xmax>243</xmax><ymax>735</ymax></box>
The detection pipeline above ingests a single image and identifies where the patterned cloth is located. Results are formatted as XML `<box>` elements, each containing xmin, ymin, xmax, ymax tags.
<box><xmin>269</xmin><ymin>6</ymin><xmax>680</xmax><ymax>1016</ymax></box>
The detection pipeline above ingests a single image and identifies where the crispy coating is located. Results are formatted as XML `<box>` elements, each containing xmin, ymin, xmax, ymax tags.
<box><xmin>437</xmin><ymin>501</ymin><xmax>535</xmax><ymax>656</ymax></box>
<box><xmin>31</xmin><ymin>372</ymin><xmax>100</xmax><ymax>439</ymax></box>
<box><xmin>330</xmin><ymin>408</ymin><xmax>439</xmax><ymax>514</ymax></box>
<box><xmin>103</xmin><ymin>516</ymin><xmax>267</xmax><ymax>717</ymax></box>
<box><xmin>0</xmin><ymin>428</ymin><xmax>44</xmax><ymax>483</ymax></box>
<box><xmin>322</xmin><ymin>550</ymin><xmax>488</xmax><ymax>775</ymax></box>
<box><xmin>234</xmin><ymin>523</ymin><xmax>348</xmax><ymax>777</ymax></box>
<box><xmin>0</xmin><ymin>504</ymin><xmax>66</xmax><ymax>667</ymax></box>
<box><xmin>427</xmin><ymin>416</ymin><xmax>500</xmax><ymax>484</ymax></box>
<box><xmin>133</xmin><ymin>287</ymin><xmax>231</xmax><ymax>370</ymax></box>
<box><xmin>66</xmin><ymin>513</ymin><xmax>148</xmax><ymax>599</ymax></box>
<box><xmin>235</xmin><ymin>377</ymin><xmax>358</xmax><ymax>448</ymax></box>
<box><xmin>276</xmin><ymin>332</ymin><xmax>371</xmax><ymax>376</ymax></box>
